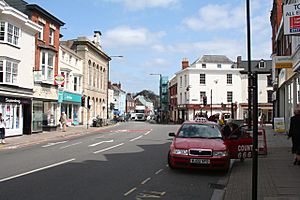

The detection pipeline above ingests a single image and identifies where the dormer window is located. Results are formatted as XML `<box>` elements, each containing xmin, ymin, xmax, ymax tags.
<box><xmin>217</xmin><ymin>64</ymin><xmax>221</xmax><ymax>68</ymax></box>
<box><xmin>202</xmin><ymin>63</ymin><xmax>206</xmax><ymax>68</ymax></box>
<box><xmin>259</xmin><ymin>61</ymin><xmax>265</xmax><ymax>68</ymax></box>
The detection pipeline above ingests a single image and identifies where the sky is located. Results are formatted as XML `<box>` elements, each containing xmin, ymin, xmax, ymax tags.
<box><xmin>29</xmin><ymin>0</ymin><xmax>272</xmax><ymax>94</ymax></box>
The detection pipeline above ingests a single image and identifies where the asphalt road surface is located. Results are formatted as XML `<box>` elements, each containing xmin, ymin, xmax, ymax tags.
<box><xmin>0</xmin><ymin>122</ymin><xmax>227</xmax><ymax>200</ymax></box>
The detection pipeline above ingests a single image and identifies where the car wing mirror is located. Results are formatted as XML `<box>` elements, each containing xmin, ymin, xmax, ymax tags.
<box><xmin>169</xmin><ymin>132</ymin><xmax>176</xmax><ymax>137</ymax></box>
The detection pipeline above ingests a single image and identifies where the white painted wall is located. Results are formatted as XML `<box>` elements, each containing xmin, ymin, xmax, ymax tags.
<box><xmin>0</xmin><ymin>5</ymin><xmax>40</xmax><ymax>89</ymax></box>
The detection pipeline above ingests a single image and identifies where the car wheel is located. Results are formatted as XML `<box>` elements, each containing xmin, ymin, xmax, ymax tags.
<box><xmin>168</xmin><ymin>151</ymin><xmax>176</xmax><ymax>169</ymax></box>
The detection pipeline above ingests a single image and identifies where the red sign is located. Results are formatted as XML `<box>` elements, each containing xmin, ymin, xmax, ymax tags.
<box><xmin>290</xmin><ymin>16</ymin><xmax>300</xmax><ymax>29</ymax></box>
<box><xmin>54</xmin><ymin>74</ymin><xmax>65</xmax><ymax>86</ymax></box>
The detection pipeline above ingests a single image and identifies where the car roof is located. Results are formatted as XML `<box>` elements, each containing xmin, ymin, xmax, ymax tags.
<box><xmin>183</xmin><ymin>118</ymin><xmax>218</xmax><ymax>126</ymax></box>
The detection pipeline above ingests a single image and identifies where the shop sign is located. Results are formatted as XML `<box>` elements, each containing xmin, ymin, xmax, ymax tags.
<box><xmin>58</xmin><ymin>91</ymin><xmax>63</xmax><ymax>103</ymax></box>
<box><xmin>278</xmin><ymin>69</ymin><xmax>286</xmax><ymax>87</ymax></box>
<box><xmin>273</xmin><ymin>56</ymin><xmax>293</xmax><ymax>69</ymax></box>
<box><xmin>0</xmin><ymin>97</ymin><xmax>31</xmax><ymax>104</ymax></box>
<box><xmin>63</xmin><ymin>91</ymin><xmax>81</xmax><ymax>103</ymax></box>
<box><xmin>274</xmin><ymin>117</ymin><xmax>286</xmax><ymax>133</ymax></box>
<box><xmin>284</xmin><ymin>3</ymin><xmax>300</xmax><ymax>35</ymax></box>
<box><xmin>54</xmin><ymin>74</ymin><xmax>65</xmax><ymax>86</ymax></box>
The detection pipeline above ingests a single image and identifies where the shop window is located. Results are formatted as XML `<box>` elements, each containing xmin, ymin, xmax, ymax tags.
<box><xmin>43</xmin><ymin>102</ymin><xmax>57</xmax><ymax>126</ymax></box>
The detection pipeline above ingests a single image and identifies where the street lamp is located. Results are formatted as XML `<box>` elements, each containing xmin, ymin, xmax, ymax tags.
<box><xmin>107</xmin><ymin>55</ymin><xmax>124</xmax><ymax>121</ymax></box>
<box><xmin>149</xmin><ymin>73</ymin><xmax>162</xmax><ymax>122</ymax></box>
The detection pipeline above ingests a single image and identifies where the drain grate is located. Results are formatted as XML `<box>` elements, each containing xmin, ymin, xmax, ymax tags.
<box><xmin>209</xmin><ymin>183</ymin><xmax>225</xmax><ymax>190</ymax></box>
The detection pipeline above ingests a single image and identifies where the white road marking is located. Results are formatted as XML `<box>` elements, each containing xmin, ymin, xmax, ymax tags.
<box><xmin>89</xmin><ymin>140</ymin><xmax>114</xmax><ymax>147</ymax></box>
<box><xmin>155</xmin><ymin>169</ymin><xmax>163</xmax><ymax>175</ymax></box>
<box><xmin>141</xmin><ymin>177</ymin><xmax>151</xmax><ymax>185</ymax></box>
<box><xmin>0</xmin><ymin>158</ymin><xmax>76</xmax><ymax>183</ymax></box>
<box><xmin>60</xmin><ymin>142</ymin><xmax>82</xmax><ymax>149</ymax></box>
<box><xmin>42</xmin><ymin>141</ymin><xmax>68</xmax><ymax>148</ymax></box>
<box><xmin>129</xmin><ymin>135</ymin><xmax>143</xmax><ymax>142</ymax></box>
<box><xmin>93</xmin><ymin>143</ymin><xmax>124</xmax><ymax>154</ymax></box>
<box><xmin>144</xmin><ymin>129</ymin><xmax>152</xmax><ymax>136</ymax></box>
<box><xmin>124</xmin><ymin>187</ymin><xmax>137</xmax><ymax>196</ymax></box>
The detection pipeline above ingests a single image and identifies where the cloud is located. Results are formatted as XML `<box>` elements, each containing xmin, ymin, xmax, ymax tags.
<box><xmin>144</xmin><ymin>58</ymin><xmax>169</xmax><ymax>67</ymax></box>
<box><xmin>102</xmin><ymin>0</ymin><xmax>179</xmax><ymax>10</ymax></box>
<box><xmin>102</xmin><ymin>26</ymin><xmax>166</xmax><ymax>47</ymax></box>
<box><xmin>183</xmin><ymin>4</ymin><xmax>245</xmax><ymax>31</ymax></box>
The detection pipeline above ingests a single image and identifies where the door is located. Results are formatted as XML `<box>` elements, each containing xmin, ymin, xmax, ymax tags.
<box><xmin>224</xmin><ymin>125</ymin><xmax>253</xmax><ymax>159</ymax></box>
<box><xmin>23</xmin><ymin>104</ymin><xmax>32</xmax><ymax>134</ymax></box>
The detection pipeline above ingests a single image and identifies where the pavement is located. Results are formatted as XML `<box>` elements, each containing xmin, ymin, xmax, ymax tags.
<box><xmin>0</xmin><ymin>123</ymin><xmax>118</xmax><ymax>151</ymax></box>
<box><xmin>1</xmin><ymin>123</ymin><xmax>300</xmax><ymax>199</ymax></box>
<box><xmin>224</xmin><ymin>125</ymin><xmax>300</xmax><ymax>200</ymax></box>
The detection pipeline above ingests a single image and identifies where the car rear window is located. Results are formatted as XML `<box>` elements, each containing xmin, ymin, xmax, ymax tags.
<box><xmin>177</xmin><ymin>123</ymin><xmax>222</xmax><ymax>138</ymax></box>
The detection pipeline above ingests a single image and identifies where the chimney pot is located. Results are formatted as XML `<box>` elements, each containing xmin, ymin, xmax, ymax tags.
<box><xmin>182</xmin><ymin>58</ymin><xmax>189</xmax><ymax>69</ymax></box>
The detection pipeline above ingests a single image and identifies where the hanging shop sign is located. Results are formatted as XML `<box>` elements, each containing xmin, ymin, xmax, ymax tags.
<box><xmin>54</xmin><ymin>74</ymin><xmax>65</xmax><ymax>86</ymax></box>
<box><xmin>273</xmin><ymin>56</ymin><xmax>293</xmax><ymax>69</ymax></box>
<box><xmin>284</xmin><ymin>3</ymin><xmax>300</xmax><ymax>35</ymax></box>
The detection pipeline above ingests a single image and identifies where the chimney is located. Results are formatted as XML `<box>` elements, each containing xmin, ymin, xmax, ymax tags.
<box><xmin>93</xmin><ymin>31</ymin><xmax>102</xmax><ymax>48</ymax></box>
<box><xmin>237</xmin><ymin>56</ymin><xmax>242</xmax><ymax>68</ymax></box>
<box><xmin>182</xmin><ymin>58</ymin><xmax>189</xmax><ymax>69</ymax></box>
<box><xmin>118</xmin><ymin>83</ymin><xmax>121</xmax><ymax>89</ymax></box>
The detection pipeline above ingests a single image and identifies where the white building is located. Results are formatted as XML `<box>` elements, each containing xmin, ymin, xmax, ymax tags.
<box><xmin>58</xmin><ymin>44</ymin><xmax>83</xmax><ymax>125</ymax></box>
<box><xmin>0</xmin><ymin>0</ymin><xmax>40</xmax><ymax>136</ymax></box>
<box><xmin>175</xmin><ymin>56</ymin><xmax>243</xmax><ymax>121</ymax></box>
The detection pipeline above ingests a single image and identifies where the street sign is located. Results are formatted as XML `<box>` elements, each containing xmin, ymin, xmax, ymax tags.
<box><xmin>54</xmin><ymin>74</ymin><xmax>65</xmax><ymax>86</ymax></box>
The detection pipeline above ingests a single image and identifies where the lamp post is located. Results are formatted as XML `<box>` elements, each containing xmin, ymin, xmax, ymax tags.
<box><xmin>150</xmin><ymin>73</ymin><xmax>162</xmax><ymax>122</ymax></box>
<box><xmin>107</xmin><ymin>56</ymin><xmax>123</xmax><ymax>122</ymax></box>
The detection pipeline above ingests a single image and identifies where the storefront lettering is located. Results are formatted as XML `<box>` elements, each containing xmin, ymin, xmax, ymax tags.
<box><xmin>5</xmin><ymin>98</ymin><xmax>21</xmax><ymax>104</ymax></box>
<box><xmin>238</xmin><ymin>144</ymin><xmax>253</xmax><ymax>152</ymax></box>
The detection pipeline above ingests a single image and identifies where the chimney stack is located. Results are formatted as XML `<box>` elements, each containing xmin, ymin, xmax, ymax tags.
<box><xmin>93</xmin><ymin>31</ymin><xmax>102</xmax><ymax>48</ymax></box>
<box><xmin>182</xmin><ymin>58</ymin><xmax>189</xmax><ymax>69</ymax></box>
<box><xmin>237</xmin><ymin>56</ymin><xmax>242</xmax><ymax>68</ymax></box>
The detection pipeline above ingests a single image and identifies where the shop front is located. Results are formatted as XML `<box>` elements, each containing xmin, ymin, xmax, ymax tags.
<box><xmin>0</xmin><ymin>96</ymin><xmax>32</xmax><ymax>137</ymax></box>
<box><xmin>60</xmin><ymin>91</ymin><xmax>81</xmax><ymax>126</ymax></box>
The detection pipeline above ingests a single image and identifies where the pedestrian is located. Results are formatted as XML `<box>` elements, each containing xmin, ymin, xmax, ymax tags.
<box><xmin>0</xmin><ymin>113</ymin><xmax>6</xmax><ymax>144</ymax></box>
<box><xmin>60</xmin><ymin>112</ymin><xmax>67</xmax><ymax>132</ymax></box>
<box><xmin>259</xmin><ymin>112</ymin><xmax>266</xmax><ymax>127</ymax></box>
<box><xmin>288</xmin><ymin>107</ymin><xmax>300</xmax><ymax>165</ymax></box>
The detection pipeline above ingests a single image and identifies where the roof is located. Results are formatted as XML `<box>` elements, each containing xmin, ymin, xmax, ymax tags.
<box><xmin>111</xmin><ymin>84</ymin><xmax>126</xmax><ymax>94</ymax></box>
<box><xmin>5</xmin><ymin>0</ymin><xmax>65</xmax><ymax>26</ymax></box>
<box><xmin>192</xmin><ymin>55</ymin><xmax>234</xmax><ymax>65</ymax></box>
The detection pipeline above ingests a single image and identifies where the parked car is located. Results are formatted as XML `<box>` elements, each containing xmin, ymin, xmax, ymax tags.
<box><xmin>168</xmin><ymin>118</ymin><xmax>253</xmax><ymax>172</ymax></box>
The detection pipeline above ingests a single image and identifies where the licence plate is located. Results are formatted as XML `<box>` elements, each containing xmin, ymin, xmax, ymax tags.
<box><xmin>190</xmin><ymin>159</ymin><xmax>210</xmax><ymax>164</ymax></box>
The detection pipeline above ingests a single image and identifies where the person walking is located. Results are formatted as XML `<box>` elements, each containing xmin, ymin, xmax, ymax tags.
<box><xmin>288</xmin><ymin>108</ymin><xmax>300</xmax><ymax>165</ymax></box>
<box><xmin>0</xmin><ymin>113</ymin><xmax>6</xmax><ymax>144</ymax></box>
<box><xmin>60</xmin><ymin>112</ymin><xmax>67</xmax><ymax>132</ymax></box>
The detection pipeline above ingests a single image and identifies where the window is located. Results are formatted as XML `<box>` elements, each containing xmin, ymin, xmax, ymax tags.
<box><xmin>69</xmin><ymin>55</ymin><xmax>72</xmax><ymax>63</ymax></box>
<box><xmin>184</xmin><ymin>92</ymin><xmax>187</xmax><ymax>103</ymax></box>
<box><xmin>200</xmin><ymin>74</ymin><xmax>206</xmax><ymax>84</ymax></box>
<box><xmin>217</xmin><ymin>64</ymin><xmax>222</xmax><ymax>68</ymax></box>
<box><xmin>227</xmin><ymin>74</ymin><xmax>232</xmax><ymax>84</ymax></box>
<box><xmin>227</xmin><ymin>91</ymin><xmax>233</xmax><ymax>103</ymax></box>
<box><xmin>62</xmin><ymin>51</ymin><xmax>65</xmax><ymax>60</ymax></box>
<box><xmin>74</xmin><ymin>76</ymin><xmax>78</xmax><ymax>92</ymax></box>
<box><xmin>267</xmin><ymin>75</ymin><xmax>272</xmax><ymax>87</ymax></box>
<box><xmin>184</xmin><ymin>75</ymin><xmax>187</xmax><ymax>87</ymax></box>
<box><xmin>200</xmin><ymin>91</ymin><xmax>206</xmax><ymax>103</ymax></box>
<box><xmin>0</xmin><ymin>22</ymin><xmax>20</xmax><ymax>46</ymax></box>
<box><xmin>202</xmin><ymin>63</ymin><xmax>206</xmax><ymax>68</ymax></box>
<box><xmin>38</xmin><ymin>22</ymin><xmax>44</xmax><ymax>40</ymax></box>
<box><xmin>267</xmin><ymin>91</ymin><xmax>273</xmax><ymax>103</ymax></box>
<box><xmin>180</xmin><ymin>93</ymin><xmax>182</xmax><ymax>104</ymax></box>
<box><xmin>49</xmin><ymin>28</ymin><xmax>54</xmax><ymax>45</ymax></box>
<box><xmin>259</xmin><ymin>61</ymin><xmax>265</xmax><ymax>68</ymax></box>
<box><xmin>40</xmin><ymin>51</ymin><xmax>55</xmax><ymax>81</ymax></box>
<box><xmin>0</xmin><ymin>59</ymin><xmax>18</xmax><ymax>84</ymax></box>
<box><xmin>180</xmin><ymin>76</ymin><xmax>182</xmax><ymax>86</ymax></box>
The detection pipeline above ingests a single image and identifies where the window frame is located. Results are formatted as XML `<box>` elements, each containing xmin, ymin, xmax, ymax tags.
<box><xmin>0</xmin><ymin>59</ymin><xmax>19</xmax><ymax>84</ymax></box>
<box><xmin>40</xmin><ymin>50</ymin><xmax>55</xmax><ymax>81</ymax></box>
<box><xmin>49</xmin><ymin>28</ymin><xmax>54</xmax><ymax>45</ymax></box>
<box><xmin>200</xmin><ymin>74</ymin><xmax>206</xmax><ymax>85</ymax></box>
<box><xmin>227</xmin><ymin>91</ymin><xmax>233</xmax><ymax>103</ymax></box>
<box><xmin>227</xmin><ymin>74</ymin><xmax>233</xmax><ymax>84</ymax></box>
<box><xmin>0</xmin><ymin>21</ymin><xmax>20</xmax><ymax>46</ymax></box>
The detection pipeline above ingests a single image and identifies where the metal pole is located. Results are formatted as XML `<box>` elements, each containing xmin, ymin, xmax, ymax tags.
<box><xmin>210</xmin><ymin>89</ymin><xmax>212</xmax><ymax>116</ymax></box>
<box><xmin>247</xmin><ymin>0</ymin><xmax>252</xmax><ymax>130</ymax></box>
<box><xmin>160</xmin><ymin>74</ymin><xmax>162</xmax><ymax>123</ymax></box>
<box><xmin>252</xmin><ymin>72</ymin><xmax>258</xmax><ymax>200</ymax></box>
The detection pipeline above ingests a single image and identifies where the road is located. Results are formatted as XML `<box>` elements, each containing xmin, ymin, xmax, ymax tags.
<box><xmin>0</xmin><ymin>122</ymin><xmax>227</xmax><ymax>200</ymax></box>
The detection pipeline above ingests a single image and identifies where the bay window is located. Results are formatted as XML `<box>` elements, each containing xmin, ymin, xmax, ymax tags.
<box><xmin>0</xmin><ymin>22</ymin><xmax>20</xmax><ymax>46</ymax></box>
<box><xmin>0</xmin><ymin>59</ymin><xmax>18</xmax><ymax>84</ymax></box>
<box><xmin>40</xmin><ymin>51</ymin><xmax>55</xmax><ymax>81</ymax></box>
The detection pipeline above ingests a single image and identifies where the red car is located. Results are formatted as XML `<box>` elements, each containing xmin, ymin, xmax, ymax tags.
<box><xmin>168</xmin><ymin>118</ymin><xmax>253</xmax><ymax>171</ymax></box>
